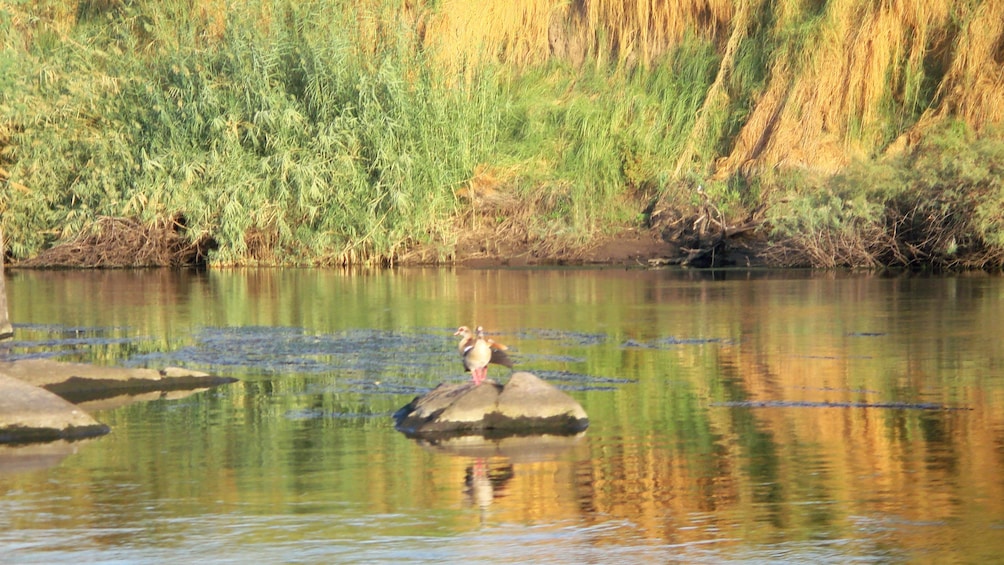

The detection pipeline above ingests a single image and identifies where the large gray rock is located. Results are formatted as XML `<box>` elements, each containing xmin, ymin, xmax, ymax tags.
<box><xmin>0</xmin><ymin>374</ymin><xmax>110</xmax><ymax>443</ymax></box>
<box><xmin>394</xmin><ymin>372</ymin><xmax>588</xmax><ymax>437</ymax></box>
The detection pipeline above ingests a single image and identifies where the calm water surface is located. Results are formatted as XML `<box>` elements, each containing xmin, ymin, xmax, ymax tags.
<box><xmin>1</xmin><ymin>268</ymin><xmax>1002</xmax><ymax>564</ymax></box>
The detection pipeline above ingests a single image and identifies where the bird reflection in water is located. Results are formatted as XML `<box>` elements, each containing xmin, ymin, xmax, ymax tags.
<box><xmin>464</xmin><ymin>457</ymin><xmax>515</xmax><ymax>516</ymax></box>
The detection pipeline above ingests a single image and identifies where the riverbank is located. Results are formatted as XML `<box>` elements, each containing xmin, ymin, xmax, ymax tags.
<box><xmin>433</xmin><ymin>221</ymin><xmax>763</xmax><ymax>269</ymax></box>
<box><xmin>12</xmin><ymin>215</ymin><xmax>765</xmax><ymax>270</ymax></box>
<box><xmin>2</xmin><ymin>2</ymin><xmax>1002</xmax><ymax>272</ymax></box>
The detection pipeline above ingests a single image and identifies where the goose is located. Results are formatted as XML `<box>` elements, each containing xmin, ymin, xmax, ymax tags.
<box><xmin>454</xmin><ymin>325</ymin><xmax>513</xmax><ymax>384</ymax></box>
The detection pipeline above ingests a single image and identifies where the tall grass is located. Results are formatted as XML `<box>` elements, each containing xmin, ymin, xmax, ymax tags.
<box><xmin>0</xmin><ymin>0</ymin><xmax>725</xmax><ymax>264</ymax></box>
<box><xmin>497</xmin><ymin>37</ymin><xmax>720</xmax><ymax>241</ymax></box>
<box><xmin>1</xmin><ymin>1</ymin><xmax>510</xmax><ymax>264</ymax></box>
<box><xmin>1</xmin><ymin>0</ymin><xmax>1002</xmax><ymax>267</ymax></box>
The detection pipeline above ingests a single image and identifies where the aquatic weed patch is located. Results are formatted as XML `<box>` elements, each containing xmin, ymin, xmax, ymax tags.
<box><xmin>141</xmin><ymin>327</ymin><xmax>449</xmax><ymax>382</ymax></box>
<box><xmin>712</xmin><ymin>400</ymin><xmax>971</xmax><ymax>410</ymax></box>
<box><xmin>621</xmin><ymin>336</ymin><xmax>733</xmax><ymax>349</ymax></box>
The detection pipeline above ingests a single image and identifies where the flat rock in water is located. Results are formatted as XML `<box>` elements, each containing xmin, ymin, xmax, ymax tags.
<box><xmin>0</xmin><ymin>359</ymin><xmax>237</xmax><ymax>403</ymax></box>
<box><xmin>0</xmin><ymin>374</ymin><xmax>110</xmax><ymax>444</ymax></box>
<box><xmin>0</xmin><ymin>359</ymin><xmax>238</xmax><ymax>445</ymax></box>
<box><xmin>394</xmin><ymin>372</ymin><xmax>588</xmax><ymax>437</ymax></box>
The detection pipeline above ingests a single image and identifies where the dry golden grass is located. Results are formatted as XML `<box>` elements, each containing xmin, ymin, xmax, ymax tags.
<box><xmin>715</xmin><ymin>0</ymin><xmax>953</xmax><ymax>178</ymax></box>
<box><xmin>423</xmin><ymin>0</ymin><xmax>730</xmax><ymax>78</ymax></box>
<box><xmin>675</xmin><ymin>0</ymin><xmax>757</xmax><ymax>177</ymax></box>
<box><xmin>191</xmin><ymin>0</ymin><xmax>229</xmax><ymax>44</ymax></box>
<box><xmin>418</xmin><ymin>0</ymin><xmax>1003</xmax><ymax>178</ymax></box>
<box><xmin>421</xmin><ymin>0</ymin><xmax>1000</xmax><ymax>179</ymax></box>
<box><xmin>924</xmin><ymin>1</ymin><xmax>1004</xmax><ymax>131</ymax></box>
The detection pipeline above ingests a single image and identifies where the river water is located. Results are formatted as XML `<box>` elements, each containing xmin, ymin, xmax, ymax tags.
<box><xmin>0</xmin><ymin>267</ymin><xmax>1002</xmax><ymax>563</ymax></box>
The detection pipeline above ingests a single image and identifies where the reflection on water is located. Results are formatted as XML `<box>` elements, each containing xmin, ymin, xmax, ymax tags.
<box><xmin>0</xmin><ymin>268</ymin><xmax>1003</xmax><ymax>563</ymax></box>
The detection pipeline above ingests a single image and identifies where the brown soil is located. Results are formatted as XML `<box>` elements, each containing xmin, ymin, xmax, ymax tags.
<box><xmin>421</xmin><ymin>219</ymin><xmax>767</xmax><ymax>268</ymax></box>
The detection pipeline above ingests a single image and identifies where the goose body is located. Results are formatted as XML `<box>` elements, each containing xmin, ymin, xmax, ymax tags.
<box><xmin>454</xmin><ymin>325</ymin><xmax>512</xmax><ymax>385</ymax></box>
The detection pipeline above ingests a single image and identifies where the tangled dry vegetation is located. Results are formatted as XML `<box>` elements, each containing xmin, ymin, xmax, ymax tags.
<box><xmin>17</xmin><ymin>216</ymin><xmax>213</xmax><ymax>269</ymax></box>
<box><xmin>448</xmin><ymin>165</ymin><xmax>590</xmax><ymax>261</ymax></box>
<box><xmin>762</xmin><ymin>126</ymin><xmax>1004</xmax><ymax>271</ymax></box>
<box><xmin>763</xmin><ymin>198</ymin><xmax>1004</xmax><ymax>272</ymax></box>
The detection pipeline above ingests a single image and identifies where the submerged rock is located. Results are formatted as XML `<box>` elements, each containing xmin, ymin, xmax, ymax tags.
<box><xmin>0</xmin><ymin>359</ymin><xmax>237</xmax><ymax>403</ymax></box>
<box><xmin>394</xmin><ymin>371</ymin><xmax>588</xmax><ymax>437</ymax></box>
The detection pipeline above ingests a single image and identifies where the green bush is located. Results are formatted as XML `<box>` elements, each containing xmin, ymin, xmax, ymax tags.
<box><xmin>766</xmin><ymin>122</ymin><xmax>1004</xmax><ymax>270</ymax></box>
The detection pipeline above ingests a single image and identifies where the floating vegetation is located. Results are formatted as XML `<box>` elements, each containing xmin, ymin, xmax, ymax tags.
<box><xmin>284</xmin><ymin>407</ymin><xmax>390</xmax><ymax>421</ymax></box>
<box><xmin>514</xmin><ymin>328</ymin><xmax>608</xmax><ymax>346</ymax></box>
<box><xmin>3</xmin><ymin>319</ymin><xmax>636</xmax><ymax>398</ymax></box>
<box><xmin>3</xmin><ymin>323</ymin><xmax>149</xmax><ymax>361</ymax></box>
<box><xmin>533</xmin><ymin>369</ymin><xmax>634</xmax><ymax>392</ymax></box>
<box><xmin>518</xmin><ymin>353</ymin><xmax>587</xmax><ymax>364</ymax></box>
<box><xmin>136</xmin><ymin>327</ymin><xmax>450</xmax><ymax>381</ymax></box>
<box><xmin>621</xmin><ymin>336</ymin><xmax>731</xmax><ymax>349</ymax></box>
<box><xmin>712</xmin><ymin>400</ymin><xmax>971</xmax><ymax>411</ymax></box>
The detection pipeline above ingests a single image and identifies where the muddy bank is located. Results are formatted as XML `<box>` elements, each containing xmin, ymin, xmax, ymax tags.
<box><xmin>12</xmin><ymin>211</ymin><xmax>765</xmax><ymax>269</ymax></box>
<box><xmin>440</xmin><ymin>225</ymin><xmax>765</xmax><ymax>269</ymax></box>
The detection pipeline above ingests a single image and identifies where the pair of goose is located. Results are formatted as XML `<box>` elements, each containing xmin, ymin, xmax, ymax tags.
<box><xmin>454</xmin><ymin>325</ymin><xmax>513</xmax><ymax>385</ymax></box>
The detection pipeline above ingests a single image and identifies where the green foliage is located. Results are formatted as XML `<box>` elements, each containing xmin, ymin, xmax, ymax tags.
<box><xmin>2</xmin><ymin>1</ymin><xmax>725</xmax><ymax>263</ymax></box>
<box><xmin>1</xmin><ymin>1</ymin><xmax>506</xmax><ymax>264</ymax></box>
<box><xmin>501</xmin><ymin>36</ymin><xmax>720</xmax><ymax>238</ymax></box>
<box><xmin>766</xmin><ymin>122</ymin><xmax>1004</xmax><ymax>269</ymax></box>
<box><xmin>1</xmin><ymin>1</ymin><xmax>1001</xmax><ymax>269</ymax></box>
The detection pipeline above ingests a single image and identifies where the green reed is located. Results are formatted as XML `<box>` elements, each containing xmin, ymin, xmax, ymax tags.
<box><xmin>0</xmin><ymin>1</ymin><xmax>730</xmax><ymax>264</ymax></box>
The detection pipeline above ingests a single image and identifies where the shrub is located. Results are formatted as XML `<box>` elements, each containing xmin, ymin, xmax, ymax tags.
<box><xmin>766</xmin><ymin>122</ymin><xmax>1004</xmax><ymax>270</ymax></box>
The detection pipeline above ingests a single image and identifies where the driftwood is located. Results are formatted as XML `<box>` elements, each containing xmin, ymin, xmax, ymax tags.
<box><xmin>648</xmin><ymin>187</ymin><xmax>762</xmax><ymax>268</ymax></box>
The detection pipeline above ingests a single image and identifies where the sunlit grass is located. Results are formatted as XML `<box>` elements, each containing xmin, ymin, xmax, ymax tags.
<box><xmin>0</xmin><ymin>0</ymin><xmax>1002</xmax><ymax>268</ymax></box>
